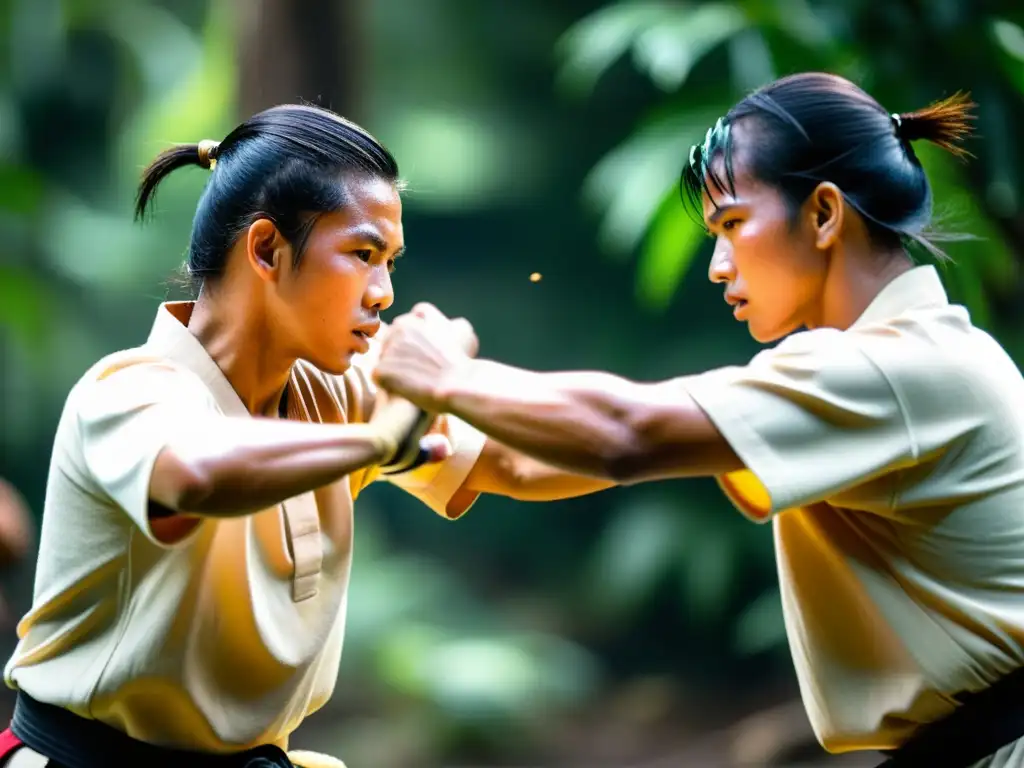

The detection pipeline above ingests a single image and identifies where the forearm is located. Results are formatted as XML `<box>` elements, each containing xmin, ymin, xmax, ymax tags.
<box><xmin>152</xmin><ymin>417</ymin><xmax>391</xmax><ymax>516</ymax></box>
<box><xmin>440</xmin><ymin>359</ymin><xmax>742</xmax><ymax>483</ymax></box>
<box><xmin>440</xmin><ymin>359</ymin><xmax>656</xmax><ymax>481</ymax></box>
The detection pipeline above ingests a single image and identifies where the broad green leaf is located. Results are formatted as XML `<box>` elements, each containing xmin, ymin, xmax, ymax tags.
<box><xmin>989</xmin><ymin>19</ymin><xmax>1024</xmax><ymax>93</ymax></box>
<box><xmin>992</xmin><ymin>19</ymin><xmax>1024</xmax><ymax>61</ymax></box>
<box><xmin>555</xmin><ymin>1</ymin><xmax>681</xmax><ymax>97</ymax></box>
<box><xmin>102</xmin><ymin>2</ymin><xmax>202</xmax><ymax>97</ymax></box>
<box><xmin>584</xmin><ymin>105</ymin><xmax>730</xmax><ymax>256</ymax></box>
<box><xmin>635</xmin><ymin>188</ymin><xmax>706</xmax><ymax>310</ymax></box>
<box><xmin>631</xmin><ymin>3</ymin><xmax>749</xmax><ymax>92</ymax></box>
<box><xmin>557</xmin><ymin>1</ymin><xmax>751</xmax><ymax>95</ymax></box>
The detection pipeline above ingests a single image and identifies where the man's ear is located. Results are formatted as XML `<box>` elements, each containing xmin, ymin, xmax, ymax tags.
<box><xmin>807</xmin><ymin>181</ymin><xmax>844</xmax><ymax>252</ymax></box>
<box><xmin>245</xmin><ymin>218</ymin><xmax>292</xmax><ymax>282</ymax></box>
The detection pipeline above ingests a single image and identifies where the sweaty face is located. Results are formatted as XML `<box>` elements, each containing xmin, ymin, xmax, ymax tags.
<box><xmin>701</xmin><ymin>153</ymin><xmax>828</xmax><ymax>343</ymax></box>
<box><xmin>274</xmin><ymin>175</ymin><xmax>404</xmax><ymax>374</ymax></box>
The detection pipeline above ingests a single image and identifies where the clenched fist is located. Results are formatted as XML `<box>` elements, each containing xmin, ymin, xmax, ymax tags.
<box><xmin>373</xmin><ymin>303</ymin><xmax>478</xmax><ymax>413</ymax></box>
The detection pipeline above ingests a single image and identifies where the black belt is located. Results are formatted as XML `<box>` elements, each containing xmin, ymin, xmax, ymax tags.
<box><xmin>11</xmin><ymin>692</ymin><xmax>293</xmax><ymax>768</ymax></box>
<box><xmin>877</xmin><ymin>666</ymin><xmax>1024</xmax><ymax>767</ymax></box>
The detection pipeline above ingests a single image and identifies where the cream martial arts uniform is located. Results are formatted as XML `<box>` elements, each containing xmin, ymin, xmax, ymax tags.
<box><xmin>4</xmin><ymin>302</ymin><xmax>485</xmax><ymax>761</ymax></box>
<box><xmin>686</xmin><ymin>266</ymin><xmax>1024</xmax><ymax>766</ymax></box>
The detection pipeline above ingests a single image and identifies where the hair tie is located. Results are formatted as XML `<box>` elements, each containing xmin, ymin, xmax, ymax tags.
<box><xmin>890</xmin><ymin>112</ymin><xmax>903</xmax><ymax>134</ymax></box>
<box><xmin>197</xmin><ymin>139</ymin><xmax>220</xmax><ymax>170</ymax></box>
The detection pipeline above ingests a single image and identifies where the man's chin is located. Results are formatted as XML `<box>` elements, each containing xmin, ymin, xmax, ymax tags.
<box><xmin>748</xmin><ymin>320</ymin><xmax>787</xmax><ymax>344</ymax></box>
<box><xmin>311</xmin><ymin>351</ymin><xmax>354</xmax><ymax>376</ymax></box>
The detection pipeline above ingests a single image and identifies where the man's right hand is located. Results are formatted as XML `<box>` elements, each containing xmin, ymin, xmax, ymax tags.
<box><xmin>373</xmin><ymin>303</ymin><xmax>479</xmax><ymax>414</ymax></box>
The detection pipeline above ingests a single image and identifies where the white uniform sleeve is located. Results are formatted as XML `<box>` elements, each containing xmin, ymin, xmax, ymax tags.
<box><xmin>75</xmin><ymin>357</ymin><xmax>217</xmax><ymax>544</ymax></box>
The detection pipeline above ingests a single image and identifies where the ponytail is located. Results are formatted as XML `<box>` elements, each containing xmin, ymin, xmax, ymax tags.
<box><xmin>894</xmin><ymin>91</ymin><xmax>976</xmax><ymax>160</ymax></box>
<box><xmin>134</xmin><ymin>139</ymin><xmax>221</xmax><ymax>222</ymax></box>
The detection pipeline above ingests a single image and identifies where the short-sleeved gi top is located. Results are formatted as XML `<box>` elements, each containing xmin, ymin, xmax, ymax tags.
<box><xmin>4</xmin><ymin>302</ymin><xmax>485</xmax><ymax>752</ymax></box>
<box><xmin>687</xmin><ymin>266</ymin><xmax>1024</xmax><ymax>755</ymax></box>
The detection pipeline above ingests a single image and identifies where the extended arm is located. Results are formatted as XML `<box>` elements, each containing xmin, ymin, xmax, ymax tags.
<box><xmin>375</xmin><ymin>304</ymin><xmax>927</xmax><ymax>519</ymax></box>
<box><xmin>80</xmin><ymin>361</ymin><xmax>446</xmax><ymax>522</ymax></box>
<box><xmin>439</xmin><ymin>360</ymin><xmax>742</xmax><ymax>483</ymax></box>
<box><xmin>371</xmin><ymin>309</ymin><xmax>743</xmax><ymax>485</ymax></box>
<box><xmin>150</xmin><ymin>416</ymin><xmax>396</xmax><ymax>515</ymax></box>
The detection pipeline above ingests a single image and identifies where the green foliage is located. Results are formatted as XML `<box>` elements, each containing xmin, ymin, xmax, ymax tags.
<box><xmin>556</xmin><ymin>1</ymin><xmax>748</xmax><ymax>96</ymax></box>
<box><xmin>343</xmin><ymin>513</ymin><xmax>601</xmax><ymax>741</ymax></box>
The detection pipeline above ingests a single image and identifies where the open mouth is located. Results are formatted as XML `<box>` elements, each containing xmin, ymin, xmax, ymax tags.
<box><xmin>351</xmin><ymin>329</ymin><xmax>372</xmax><ymax>352</ymax></box>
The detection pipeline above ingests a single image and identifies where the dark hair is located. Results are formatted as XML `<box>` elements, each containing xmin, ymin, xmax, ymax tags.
<box><xmin>682</xmin><ymin>72</ymin><xmax>976</xmax><ymax>257</ymax></box>
<box><xmin>135</xmin><ymin>104</ymin><xmax>400</xmax><ymax>288</ymax></box>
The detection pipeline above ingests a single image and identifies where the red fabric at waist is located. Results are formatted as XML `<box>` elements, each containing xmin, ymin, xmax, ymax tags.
<box><xmin>0</xmin><ymin>727</ymin><xmax>25</xmax><ymax>759</ymax></box>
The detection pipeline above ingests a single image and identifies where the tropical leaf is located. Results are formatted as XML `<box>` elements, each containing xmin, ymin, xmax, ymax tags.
<box><xmin>583</xmin><ymin>105</ymin><xmax>730</xmax><ymax>256</ymax></box>
<box><xmin>630</xmin><ymin>3</ymin><xmax>749</xmax><ymax>91</ymax></box>
<box><xmin>635</xmin><ymin>187</ymin><xmax>707</xmax><ymax>309</ymax></box>
<box><xmin>991</xmin><ymin>18</ymin><xmax>1024</xmax><ymax>63</ymax></box>
<box><xmin>557</xmin><ymin>1</ymin><xmax>752</xmax><ymax>96</ymax></box>
<box><xmin>101</xmin><ymin>2</ymin><xmax>203</xmax><ymax>98</ymax></box>
<box><xmin>555</xmin><ymin>1</ymin><xmax>683</xmax><ymax>97</ymax></box>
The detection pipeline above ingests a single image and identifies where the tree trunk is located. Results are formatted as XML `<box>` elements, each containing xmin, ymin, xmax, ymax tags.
<box><xmin>237</xmin><ymin>0</ymin><xmax>362</xmax><ymax>118</ymax></box>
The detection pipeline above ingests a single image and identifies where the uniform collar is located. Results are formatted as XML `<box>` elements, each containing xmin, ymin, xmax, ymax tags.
<box><xmin>850</xmin><ymin>265</ymin><xmax>949</xmax><ymax>329</ymax></box>
<box><xmin>146</xmin><ymin>301</ymin><xmax>251</xmax><ymax>417</ymax></box>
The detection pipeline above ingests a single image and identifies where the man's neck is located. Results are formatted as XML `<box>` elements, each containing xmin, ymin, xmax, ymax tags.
<box><xmin>187</xmin><ymin>290</ymin><xmax>294</xmax><ymax>417</ymax></box>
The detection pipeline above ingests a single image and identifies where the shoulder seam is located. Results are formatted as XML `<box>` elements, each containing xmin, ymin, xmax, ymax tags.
<box><xmin>94</xmin><ymin>355</ymin><xmax>178</xmax><ymax>382</ymax></box>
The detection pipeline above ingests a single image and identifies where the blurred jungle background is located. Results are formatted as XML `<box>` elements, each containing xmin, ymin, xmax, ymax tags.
<box><xmin>2</xmin><ymin>0</ymin><xmax>1024</xmax><ymax>766</ymax></box>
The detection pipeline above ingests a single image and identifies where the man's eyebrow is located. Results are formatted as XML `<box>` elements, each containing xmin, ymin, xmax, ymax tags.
<box><xmin>346</xmin><ymin>226</ymin><xmax>404</xmax><ymax>256</ymax></box>
<box><xmin>707</xmin><ymin>203</ymin><xmax>741</xmax><ymax>225</ymax></box>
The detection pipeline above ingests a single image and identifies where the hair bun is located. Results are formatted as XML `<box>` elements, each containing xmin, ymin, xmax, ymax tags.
<box><xmin>197</xmin><ymin>140</ymin><xmax>220</xmax><ymax>170</ymax></box>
